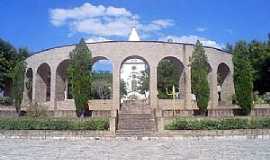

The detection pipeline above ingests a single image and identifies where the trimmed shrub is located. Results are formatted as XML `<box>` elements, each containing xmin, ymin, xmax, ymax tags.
<box><xmin>165</xmin><ymin>117</ymin><xmax>270</xmax><ymax>130</ymax></box>
<box><xmin>0</xmin><ymin>118</ymin><xmax>109</xmax><ymax>130</ymax></box>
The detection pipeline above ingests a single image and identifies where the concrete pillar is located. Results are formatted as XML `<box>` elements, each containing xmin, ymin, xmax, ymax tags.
<box><xmin>184</xmin><ymin>45</ymin><xmax>192</xmax><ymax>109</ymax></box>
<box><xmin>32</xmin><ymin>68</ymin><xmax>37</xmax><ymax>103</ymax></box>
<box><xmin>22</xmin><ymin>69</ymin><xmax>31</xmax><ymax>106</ymax></box>
<box><xmin>112</xmin><ymin>63</ymin><xmax>120</xmax><ymax>110</ymax></box>
<box><xmin>150</xmin><ymin>63</ymin><xmax>158</xmax><ymax>109</ymax></box>
<box><xmin>210</xmin><ymin>69</ymin><xmax>218</xmax><ymax>108</ymax></box>
<box><xmin>50</xmin><ymin>67</ymin><xmax>57</xmax><ymax>111</ymax></box>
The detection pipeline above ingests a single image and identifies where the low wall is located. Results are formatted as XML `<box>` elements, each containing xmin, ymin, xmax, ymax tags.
<box><xmin>208</xmin><ymin>108</ymin><xmax>234</xmax><ymax>117</ymax></box>
<box><xmin>1</xmin><ymin>129</ymin><xmax>270</xmax><ymax>139</ymax></box>
<box><xmin>0</xmin><ymin>130</ymin><xmax>113</xmax><ymax>139</ymax></box>
<box><xmin>0</xmin><ymin>105</ymin><xmax>26</xmax><ymax>117</ymax></box>
<box><xmin>50</xmin><ymin>110</ymin><xmax>77</xmax><ymax>118</ymax></box>
<box><xmin>251</xmin><ymin>105</ymin><xmax>270</xmax><ymax>116</ymax></box>
<box><xmin>159</xmin><ymin>129</ymin><xmax>270</xmax><ymax>139</ymax></box>
<box><xmin>158</xmin><ymin>99</ymin><xmax>185</xmax><ymax>110</ymax></box>
<box><xmin>88</xmin><ymin>100</ymin><xmax>113</xmax><ymax>110</ymax></box>
<box><xmin>162</xmin><ymin>109</ymin><xmax>194</xmax><ymax>117</ymax></box>
<box><xmin>54</xmin><ymin>99</ymin><xmax>113</xmax><ymax>118</ymax></box>
<box><xmin>158</xmin><ymin>99</ymin><xmax>196</xmax><ymax>117</ymax></box>
<box><xmin>0</xmin><ymin>110</ymin><xmax>17</xmax><ymax>117</ymax></box>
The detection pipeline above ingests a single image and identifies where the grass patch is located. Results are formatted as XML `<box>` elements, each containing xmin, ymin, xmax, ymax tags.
<box><xmin>0</xmin><ymin>117</ymin><xmax>109</xmax><ymax>130</ymax></box>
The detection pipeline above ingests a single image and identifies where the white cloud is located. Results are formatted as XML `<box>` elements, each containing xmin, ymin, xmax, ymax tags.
<box><xmin>196</xmin><ymin>27</ymin><xmax>207</xmax><ymax>32</ymax></box>
<box><xmin>49</xmin><ymin>2</ymin><xmax>174</xmax><ymax>38</ymax></box>
<box><xmin>159</xmin><ymin>35</ymin><xmax>224</xmax><ymax>49</ymax></box>
<box><xmin>93</xmin><ymin>59</ymin><xmax>112</xmax><ymax>65</ymax></box>
<box><xmin>86</xmin><ymin>36</ymin><xmax>111</xmax><ymax>43</ymax></box>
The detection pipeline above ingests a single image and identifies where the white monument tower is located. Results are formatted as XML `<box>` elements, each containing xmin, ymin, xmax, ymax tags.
<box><xmin>128</xmin><ymin>27</ymin><xmax>140</xmax><ymax>41</ymax></box>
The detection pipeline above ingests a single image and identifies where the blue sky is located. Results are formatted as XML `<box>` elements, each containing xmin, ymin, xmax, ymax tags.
<box><xmin>0</xmin><ymin>0</ymin><xmax>270</xmax><ymax>53</ymax></box>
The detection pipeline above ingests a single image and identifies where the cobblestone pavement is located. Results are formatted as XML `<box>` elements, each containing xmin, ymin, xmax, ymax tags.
<box><xmin>0</xmin><ymin>137</ymin><xmax>270</xmax><ymax>160</ymax></box>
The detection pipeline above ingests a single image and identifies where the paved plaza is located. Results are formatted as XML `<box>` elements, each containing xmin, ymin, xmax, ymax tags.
<box><xmin>0</xmin><ymin>137</ymin><xmax>270</xmax><ymax>160</ymax></box>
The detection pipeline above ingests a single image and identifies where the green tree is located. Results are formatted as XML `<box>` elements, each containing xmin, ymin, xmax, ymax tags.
<box><xmin>138</xmin><ymin>70</ymin><xmax>149</xmax><ymax>94</ymax></box>
<box><xmin>157</xmin><ymin>59</ymin><xmax>180</xmax><ymax>99</ymax></box>
<box><xmin>0</xmin><ymin>38</ymin><xmax>29</xmax><ymax>96</ymax></box>
<box><xmin>233</xmin><ymin>41</ymin><xmax>253</xmax><ymax>115</ymax></box>
<box><xmin>91</xmin><ymin>71</ymin><xmax>112</xmax><ymax>99</ymax></box>
<box><xmin>0</xmin><ymin>38</ymin><xmax>17</xmax><ymax>93</ymax></box>
<box><xmin>191</xmin><ymin>40</ymin><xmax>210</xmax><ymax>115</ymax></box>
<box><xmin>247</xmin><ymin>40</ymin><xmax>270</xmax><ymax>94</ymax></box>
<box><xmin>120</xmin><ymin>79</ymin><xmax>127</xmax><ymax>97</ymax></box>
<box><xmin>68</xmin><ymin>39</ymin><xmax>92</xmax><ymax>117</ymax></box>
<box><xmin>10</xmin><ymin>60</ymin><xmax>26</xmax><ymax>116</ymax></box>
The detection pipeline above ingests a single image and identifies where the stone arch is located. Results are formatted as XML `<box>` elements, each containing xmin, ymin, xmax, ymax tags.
<box><xmin>56</xmin><ymin>59</ymin><xmax>72</xmax><ymax>101</ymax></box>
<box><xmin>35</xmin><ymin>63</ymin><xmax>51</xmax><ymax>102</ymax></box>
<box><xmin>120</xmin><ymin>55</ymin><xmax>150</xmax><ymax>104</ymax></box>
<box><xmin>92</xmin><ymin>56</ymin><xmax>111</xmax><ymax>64</ymax></box>
<box><xmin>91</xmin><ymin>56</ymin><xmax>113</xmax><ymax>99</ymax></box>
<box><xmin>157</xmin><ymin>56</ymin><xmax>185</xmax><ymax>99</ymax></box>
<box><xmin>25</xmin><ymin>68</ymin><xmax>33</xmax><ymax>103</ymax></box>
<box><xmin>217</xmin><ymin>63</ymin><xmax>231</xmax><ymax>104</ymax></box>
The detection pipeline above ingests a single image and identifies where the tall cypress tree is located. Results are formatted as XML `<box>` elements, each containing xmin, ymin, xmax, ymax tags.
<box><xmin>233</xmin><ymin>41</ymin><xmax>253</xmax><ymax>115</ymax></box>
<box><xmin>191</xmin><ymin>40</ymin><xmax>210</xmax><ymax>115</ymax></box>
<box><xmin>68</xmin><ymin>39</ymin><xmax>92</xmax><ymax>117</ymax></box>
<box><xmin>10</xmin><ymin>60</ymin><xmax>26</xmax><ymax>116</ymax></box>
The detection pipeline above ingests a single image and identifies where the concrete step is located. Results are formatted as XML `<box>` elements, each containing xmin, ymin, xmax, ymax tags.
<box><xmin>118</xmin><ymin>121</ymin><xmax>155</xmax><ymax>130</ymax></box>
<box><xmin>119</xmin><ymin>106</ymin><xmax>152</xmax><ymax>114</ymax></box>
<box><xmin>118</xmin><ymin>113</ymin><xmax>156</xmax><ymax>130</ymax></box>
<box><xmin>116</xmin><ymin>130</ymin><xmax>156</xmax><ymax>137</ymax></box>
<box><xmin>118</xmin><ymin>113</ymin><xmax>154</xmax><ymax>119</ymax></box>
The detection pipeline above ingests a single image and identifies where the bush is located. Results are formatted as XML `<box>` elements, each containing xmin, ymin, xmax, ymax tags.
<box><xmin>0</xmin><ymin>118</ymin><xmax>109</xmax><ymax>130</ymax></box>
<box><xmin>0</xmin><ymin>96</ymin><xmax>13</xmax><ymax>106</ymax></box>
<box><xmin>165</xmin><ymin>117</ymin><xmax>270</xmax><ymax>130</ymax></box>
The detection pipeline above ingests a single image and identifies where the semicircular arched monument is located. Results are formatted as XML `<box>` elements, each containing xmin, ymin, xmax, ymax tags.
<box><xmin>22</xmin><ymin>28</ymin><xmax>236</xmax><ymax>127</ymax></box>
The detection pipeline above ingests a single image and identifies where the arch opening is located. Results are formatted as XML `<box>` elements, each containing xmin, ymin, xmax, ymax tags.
<box><xmin>56</xmin><ymin>60</ymin><xmax>72</xmax><ymax>101</ymax></box>
<box><xmin>217</xmin><ymin>63</ymin><xmax>231</xmax><ymax>104</ymax></box>
<box><xmin>120</xmin><ymin>56</ymin><xmax>150</xmax><ymax>105</ymax></box>
<box><xmin>157</xmin><ymin>56</ymin><xmax>184</xmax><ymax>99</ymax></box>
<box><xmin>36</xmin><ymin>63</ymin><xmax>51</xmax><ymax>102</ymax></box>
<box><xmin>91</xmin><ymin>57</ymin><xmax>113</xmax><ymax>99</ymax></box>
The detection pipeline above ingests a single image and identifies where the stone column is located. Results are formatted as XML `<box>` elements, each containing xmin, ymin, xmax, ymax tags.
<box><xmin>184</xmin><ymin>45</ymin><xmax>192</xmax><ymax>109</ymax></box>
<box><xmin>210</xmin><ymin>68</ymin><xmax>218</xmax><ymax>108</ymax></box>
<box><xmin>111</xmin><ymin>62</ymin><xmax>120</xmax><ymax>133</ymax></box>
<box><xmin>150</xmin><ymin>63</ymin><xmax>158</xmax><ymax>109</ymax></box>
<box><xmin>22</xmin><ymin>69</ymin><xmax>30</xmax><ymax>106</ymax></box>
<box><xmin>184</xmin><ymin>65</ymin><xmax>192</xmax><ymax>109</ymax></box>
<box><xmin>50</xmin><ymin>67</ymin><xmax>57</xmax><ymax>111</ymax></box>
<box><xmin>112</xmin><ymin>62</ymin><xmax>120</xmax><ymax>110</ymax></box>
<box><xmin>32</xmin><ymin>67</ymin><xmax>37</xmax><ymax>103</ymax></box>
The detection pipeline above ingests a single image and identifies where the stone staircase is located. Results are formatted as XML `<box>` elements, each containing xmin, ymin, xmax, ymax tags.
<box><xmin>116</xmin><ymin>101</ymin><xmax>156</xmax><ymax>137</ymax></box>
